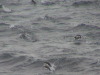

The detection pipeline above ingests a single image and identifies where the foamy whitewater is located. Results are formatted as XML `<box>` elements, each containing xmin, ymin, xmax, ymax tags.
<box><xmin>0</xmin><ymin>0</ymin><xmax>100</xmax><ymax>75</ymax></box>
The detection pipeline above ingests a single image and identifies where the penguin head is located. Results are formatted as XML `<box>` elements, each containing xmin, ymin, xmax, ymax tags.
<box><xmin>74</xmin><ymin>34</ymin><xmax>81</xmax><ymax>40</ymax></box>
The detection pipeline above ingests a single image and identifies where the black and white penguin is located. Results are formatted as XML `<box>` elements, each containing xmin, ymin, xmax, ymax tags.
<box><xmin>74</xmin><ymin>34</ymin><xmax>82</xmax><ymax>40</ymax></box>
<box><xmin>43</xmin><ymin>62</ymin><xmax>56</xmax><ymax>72</ymax></box>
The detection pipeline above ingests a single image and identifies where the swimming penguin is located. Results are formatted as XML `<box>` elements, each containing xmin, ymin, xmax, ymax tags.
<box><xmin>19</xmin><ymin>32</ymin><xmax>26</xmax><ymax>39</ymax></box>
<box><xmin>31</xmin><ymin>0</ymin><xmax>36</xmax><ymax>4</ymax></box>
<box><xmin>19</xmin><ymin>32</ymin><xmax>37</xmax><ymax>42</ymax></box>
<box><xmin>43</xmin><ymin>62</ymin><xmax>56</xmax><ymax>72</ymax></box>
<box><xmin>74</xmin><ymin>34</ymin><xmax>82</xmax><ymax>40</ymax></box>
<box><xmin>74</xmin><ymin>34</ymin><xmax>83</xmax><ymax>45</ymax></box>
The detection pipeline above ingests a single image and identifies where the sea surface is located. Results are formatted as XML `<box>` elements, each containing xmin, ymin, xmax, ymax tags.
<box><xmin>0</xmin><ymin>0</ymin><xmax>100</xmax><ymax>75</ymax></box>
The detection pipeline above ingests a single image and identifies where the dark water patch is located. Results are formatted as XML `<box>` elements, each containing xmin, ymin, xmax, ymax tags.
<box><xmin>40</xmin><ymin>26</ymin><xmax>68</xmax><ymax>32</ymax></box>
<box><xmin>41</xmin><ymin>0</ymin><xmax>67</xmax><ymax>6</ymax></box>
<box><xmin>0</xmin><ymin>56</ymin><xmax>26</xmax><ymax>66</ymax></box>
<box><xmin>62</xmin><ymin>48</ymin><xmax>75</xmax><ymax>53</ymax></box>
<box><xmin>85</xmin><ymin>32</ymin><xmax>100</xmax><ymax>40</ymax></box>
<box><xmin>0</xmin><ymin>10</ymin><xmax>10</xmax><ymax>13</ymax></box>
<box><xmin>57</xmin><ymin>22</ymin><xmax>66</xmax><ymax>25</ymax></box>
<box><xmin>0</xmin><ymin>53</ymin><xmax>42</xmax><ymax>71</ymax></box>
<box><xmin>0</xmin><ymin>24</ymin><xmax>10</xmax><ymax>32</ymax></box>
<box><xmin>89</xmin><ymin>12</ymin><xmax>100</xmax><ymax>16</ymax></box>
<box><xmin>32</xmin><ymin>22</ymin><xmax>40</xmax><ymax>25</ymax></box>
<box><xmin>82</xmin><ymin>49</ymin><xmax>100</xmax><ymax>57</ymax></box>
<box><xmin>62</xmin><ymin>57</ymin><xmax>93</xmax><ymax>72</ymax></box>
<box><xmin>29</xmin><ymin>60</ymin><xmax>44</xmax><ymax>68</ymax></box>
<box><xmin>71</xmin><ymin>23</ymin><xmax>100</xmax><ymax>31</ymax></box>
<box><xmin>57</xmin><ymin>16</ymin><xmax>72</xmax><ymax>20</ymax></box>
<box><xmin>9</xmin><ymin>3</ymin><xmax>22</xmax><ymax>6</ymax></box>
<box><xmin>90</xmin><ymin>42</ymin><xmax>100</xmax><ymax>45</ymax></box>
<box><xmin>0</xmin><ymin>53</ymin><xmax>14</xmax><ymax>60</ymax></box>
<box><xmin>0</xmin><ymin>31</ymin><xmax>17</xmax><ymax>37</ymax></box>
<box><xmin>0</xmin><ymin>23</ymin><xmax>9</xmax><ymax>26</ymax></box>
<box><xmin>0</xmin><ymin>5</ymin><xmax>2</xmax><ymax>8</ymax></box>
<box><xmin>40</xmin><ymin>27</ymin><xmax>55</xmax><ymax>32</ymax></box>
<box><xmin>63</xmin><ymin>35</ymin><xmax>73</xmax><ymax>39</ymax></box>
<box><xmin>87</xmin><ymin>68</ymin><xmax>100</xmax><ymax>74</ymax></box>
<box><xmin>0</xmin><ymin>28</ymin><xmax>10</xmax><ymax>32</ymax></box>
<box><xmin>10</xmin><ymin>57</ymin><xmax>41</xmax><ymax>71</ymax></box>
<box><xmin>0</xmin><ymin>51</ymin><xmax>28</xmax><ymax>65</ymax></box>
<box><xmin>10</xmin><ymin>15</ymin><xmax>29</xmax><ymax>18</ymax></box>
<box><xmin>72</xmin><ymin>1</ymin><xmax>94</xmax><ymax>7</ymax></box>
<box><xmin>1</xmin><ymin>15</ymin><xmax>18</xmax><ymax>22</ymax></box>
<box><xmin>48</xmin><ymin>54</ymin><xmax>71</xmax><ymax>59</ymax></box>
<box><xmin>73</xmin><ymin>41</ymin><xmax>82</xmax><ymax>45</ymax></box>
<box><xmin>41</xmin><ymin>1</ymin><xmax>55</xmax><ymax>6</ymax></box>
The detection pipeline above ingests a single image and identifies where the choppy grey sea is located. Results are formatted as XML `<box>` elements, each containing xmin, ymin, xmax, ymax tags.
<box><xmin>0</xmin><ymin>0</ymin><xmax>100</xmax><ymax>75</ymax></box>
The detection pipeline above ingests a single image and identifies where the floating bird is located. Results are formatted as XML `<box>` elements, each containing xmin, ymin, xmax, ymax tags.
<box><xmin>74</xmin><ymin>34</ymin><xmax>82</xmax><ymax>40</ymax></box>
<box><xmin>74</xmin><ymin>34</ymin><xmax>82</xmax><ymax>45</ymax></box>
<box><xmin>19</xmin><ymin>31</ymin><xmax>38</xmax><ymax>42</ymax></box>
<box><xmin>43</xmin><ymin>61</ymin><xmax>56</xmax><ymax>73</ymax></box>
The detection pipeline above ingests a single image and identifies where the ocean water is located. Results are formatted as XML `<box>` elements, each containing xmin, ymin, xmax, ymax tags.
<box><xmin>0</xmin><ymin>0</ymin><xmax>100</xmax><ymax>75</ymax></box>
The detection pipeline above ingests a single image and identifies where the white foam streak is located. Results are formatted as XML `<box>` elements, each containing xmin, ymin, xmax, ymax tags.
<box><xmin>2</xmin><ymin>5</ymin><xmax>12</xmax><ymax>13</ymax></box>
